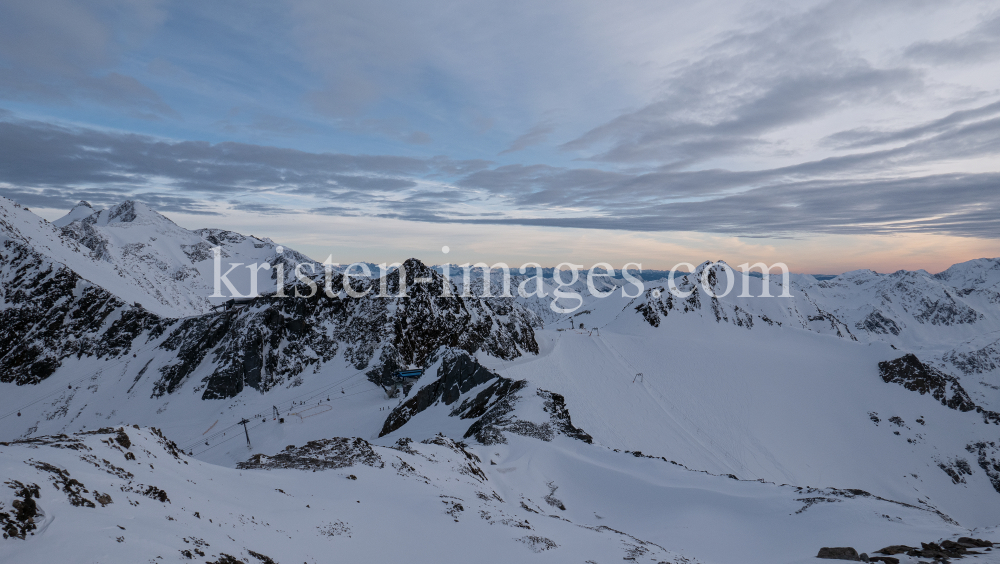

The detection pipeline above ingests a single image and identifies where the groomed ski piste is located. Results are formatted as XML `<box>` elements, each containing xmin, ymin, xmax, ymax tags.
<box><xmin>2</xmin><ymin>198</ymin><xmax>999</xmax><ymax>563</ymax></box>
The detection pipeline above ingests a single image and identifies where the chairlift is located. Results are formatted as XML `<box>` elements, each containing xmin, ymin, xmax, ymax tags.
<box><xmin>213</xmin><ymin>297</ymin><xmax>255</xmax><ymax>312</ymax></box>
<box><xmin>394</xmin><ymin>369</ymin><xmax>424</xmax><ymax>381</ymax></box>
<box><xmin>384</xmin><ymin>368</ymin><xmax>424</xmax><ymax>399</ymax></box>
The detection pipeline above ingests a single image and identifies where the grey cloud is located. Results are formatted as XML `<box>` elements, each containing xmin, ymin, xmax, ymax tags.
<box><xmin>822</xmin><ymin>99</ymin><xmax>1000</xmax><ymax>149</ymax></box>
<box><xmin>227</xmin><ymin>201</ymin><xmax>289</xmax><ymax>215</ymax></box>
<box><xmin>0</xmin><ymin>116</ymin><xmax>477</xmax><ymax>195</ymax></box>
<box><xmin>447</xmin><ymin>104</ymin><xmax>1000</xmax><ymax>238</ymax></box>
<box><xmin>312</xmin><ymin>205</ymin><xmax>365</xmax><ymax>216</ymax></box>
<box><xmin>0</xmin><ymin>1</ymin><xmax>173</xmax><ymax>117</ymax></box>
<box><xmin>406</xmin><ymin>172</ymin><xmax>1000</xmax><ymax>239</ymax></box>
<box><xmin>459</xmin><ymin>110</ymin><xmax>1000</xmax><ymax>210</ymax></box>
<box><xmin>500</xmin><ymin>122</ymin><xmax>555</xmax><ymax>155</ymax></box>
<box><xmin>329</xmin><ymin>175</ymin><xmax>417</xmax><ymax>191</ymax></box>
<box><xmin>0</xmin><ymin>184</ymin><xmax>219</xmax><ymax>216</ymax></box>
<box><xmin>904</xmin><ymin>13</ymin><xmax>1000</xmax><ymax>64</ymax></box>
<box><xmin>4</xmin><ymin>101</ymin><xmax>1000</xmax><ymax>240</ymax></box>
<box><xmin>561</xmin><ymin>2</ymin><xmax>923</xmax><ymax>165</ymax></box>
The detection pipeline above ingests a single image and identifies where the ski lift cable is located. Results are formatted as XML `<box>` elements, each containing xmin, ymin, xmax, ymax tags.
<box><xmin>187</xmin><ymin>384</ymin><xmax>382</xmax><ymax>453</ymax></box>
<box><xmin>597</xmin><ymin>334</ymin><xmax>759</xmax><ymax>480</ymax></box>
<box><xmin>189</xmin><ymin>386</ymin><xmax>382</xmax><ymax>457</ymax></box>
<box><xmin>0</xmin><ymin>336</ymin><xmax>168</xmax><ymax>422</ymax></box>
<box><xmin>176</xmin><ymin>367</ymin><xmax>370</xmax><ymax>448</ymax></box>
<box><xmin>189</xmin><ymin>418</ymin><xmax>268</xmax><ymax>457</ymax></box>
<box><xmin>179</xmin><ymin>368</ymin><xmax>375</xmax><ymax>450</ymax></box>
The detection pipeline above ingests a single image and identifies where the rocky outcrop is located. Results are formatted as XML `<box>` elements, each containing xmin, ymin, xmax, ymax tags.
<box><xmin>816</xmin><ymin>546</ymin><xmax>859</xmax><ymax>560</ymax></box>
<box><xmin>237</xmin><ymin>438</ymin><xmax>384</xmax><ymax>470</ymax></box>
<box><xmin>913</xmin><ymin>295</ymin><xmax>981</xmax><ymax>325</ymax></box>
<box><xmin>0</xmin><ymin>481</ymin><xmax>41</xmax><ymax>539</ymax></box>
<box><xmin>1</xmin><ymin>252</ymin><xmax>539</xmax><ymax>403</ymax></box>
<box><xmin>878</xmin><ymin>354</ymin><xmax>975</xmax><ymax>411</ymax></box>
<box><xmin>943</xmin><ymin>338</ymin><xmax>1000</xmax><ymax>375</ymax></box>
<box><xmin>966</xmin><ymin>441</ymin><xmax>1000</xmax><ymax>494</ymax></box>
<box><xmin>877</xmin><ymin>354</ymin><xmax>1000</xmax><ymax>424</ymax></box>
<box><xmin>0</xmin><ymin>238</ymin><xmax>158</xmax><ymax>385</ymax></box>
<box><xmin>379</xmin><ymin>349</ymin><xmax>591</xmax><ymax>445</ymax></box>
<box><xmin>538</xmin><ymin>390</ymin><xmax>593</xmax><ymax>444</ymax></box>
<box><xmin>635</xmin><ymin>285</ymin><xmax>765</xmax><ymax>331</ymax></box>
<box><xmin>379</xmin><ymin>348</ymin><xmax>509</xmax><ymax>437</ymax></box>
<box><xmin>59</xmin><ymin>219</ymin><xmax>111</xmax><ymax>261</ymax></box>
<box><xmin>152</xmin><ymin>258</ymin><xmax>539</xmax><ymax>400</ymax></box>
<box><xmin>855</xmin><ymin>310</ymin><xmax>901</xmax><ymax>336</ymax></box>
<box><xmin>872</xmin><ymin>538</ymin><xmax>994</xmax><ymax>560</ymax></box>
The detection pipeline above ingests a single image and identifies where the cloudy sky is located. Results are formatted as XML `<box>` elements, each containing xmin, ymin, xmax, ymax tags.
<box><xmin>1</xmin><ymin>0</ymin><xmax>999</xmax><ymax>272</ymax></box>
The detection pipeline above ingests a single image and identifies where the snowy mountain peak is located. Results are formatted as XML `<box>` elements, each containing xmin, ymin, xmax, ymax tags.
<box><xmin>2</xmin><ymin>197</ymin><xmax>321</xmax><ymax>318</ymax></box>
<box><xmin>82</xmin><ymin>200</ymin><xmax>176</xmax><ymax>228</ymax></box>
<box><xmin>51</xmin><ymin>200</ymin><xmax>101</xmax><ymax>227</ymax></box>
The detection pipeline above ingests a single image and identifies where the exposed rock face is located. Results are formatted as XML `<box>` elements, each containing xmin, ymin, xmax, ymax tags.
<box><xmin>913</xmin><ymin>295</ymin><xmax>982</xmax><ymax>325</ymax></box>
<box><xmin>153</xmin><ymin>258</ymin><xmax>539</xmax><ymax>400</ymax></box>
<box><xmin>380</xmin><ymin>348</ymin><xmax>511</xmax><ymax>437</ymax></box>
<box><xmin>379</xmin><ymin>348</ymin><xmax>592</xmax><ymax>445</ymax></box>
<box><xmin>458</xmin><ymin>379</ymin><xmax>533</xmax><ymax>445</ymax></box>
<box><xmin>462</xmin><ymin>387</ymin><xmax>595</xmax><ymax>446</ymax></box>
<box><xmin>879</xmin><ymin>539</ymin><xmax>995</xmax><ymax>560</ymax></box>
<box><xmin>0</xmin><ymin>238</ymin><xmax>158</xmax><ymax>385</ymax></box>
<box><xmin>878</xmin><ymin>354</ymin><xmax>974</xmax><ymax>410</ymax></box>
<box><xmin>943</xmin><ymin>338</ymin><xmax>1000</xmax><ymax>375</ymax></box>
<box><xmin>1</xmin><ymin>481</ymin><xmax>41</xmax><ymax>539</ymax></box>
<box><xmin>855</xmin><ymin>311</ymin><xmax>901</xmax><ymax>336</ymax></box>
<box><xmin>538</xmin><ymin>390</ymin><xmax>593</xmax><ymax>444</ymax></box>
<box><xmin>59</xmin><ymin>219</ymin><xmax>111</xmax><ymax>260</ymax></box>
<box><xmin>237</xmin><ymin>438</ymin><xmax>384</xmax><ymax>470</ymax></box>
<box><xmin>632</xmin><ymin>260</ymin><xmax>1000</xmax><ymax>354</ymax></box>
<box><xmin>877</xmin><ymin>354</ymin><xmax>1000</xmax><ymax>424</ymax></box>
<box><xmin>1</xmin><ymin>254</ymin><xmax>539</xmax><ymax>401</ymax></box>
<box><xmin>966</xmin><ymin>441</ymin><xmax>1000</xmax><ymax>494</ymax></box>
<box><xmin>938</xmin><ymin>457</ymin><xmax>973</xmax><ymax>484</ymax></box>
<box><xmin>817</xmin><ymin>546</ymin><xmax>860</xmax><ymax>560</ymax></box>
<box><xmin>632</xmin><ymin>262</ymin><xmax>850</xmax><ymax>337</ymax></box>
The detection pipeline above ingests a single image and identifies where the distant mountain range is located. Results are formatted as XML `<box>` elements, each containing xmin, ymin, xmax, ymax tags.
<box><xmin>1</xmin><ymin>196</ymin><xmax>998</xmax><ymax>562</ymax></box>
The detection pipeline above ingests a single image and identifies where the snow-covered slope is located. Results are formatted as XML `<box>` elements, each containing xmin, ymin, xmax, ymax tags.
<box><xmin>2</xmin><ymin>197</ymin><xmax>325</xmax><ymax>319</ymax></box>
<box><xmin>54</xmin><ymin>200</ymin><xmax>319</xmax><ymax>317</ymax></box>
<box><xmin>0</xmin><ymin>196</ymin><xmax>159</xmax><ymax>311</ymax></box>
<box><xmin>51</xmin><ymin>200</ymin><xmax>102</xmax><ymax>227</ymax></box>
<box><xmin>0</xmin><ymin>255</ymin><xmax>539</xmax><ymax>394</ymax></box>
<box><xmin>3</xmin><ymin>196</ymin><xmax>1000</xmax><ymax>562</ymax></box>
<box><xmin>1</xmin><ymin>427</ymin><xmax>992</xmax><ymax>564</ymax></box>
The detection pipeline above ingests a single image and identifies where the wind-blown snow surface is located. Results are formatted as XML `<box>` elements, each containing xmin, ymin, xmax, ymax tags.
<box><xmin>0</xmin><ymin>428</ymin><xmax>988</xmax><ymax>564</ymax></box>
<box><xmin>3</xmin><ymin>197</ymin><xmax>1000</xmax><ymax>562</ymax></box>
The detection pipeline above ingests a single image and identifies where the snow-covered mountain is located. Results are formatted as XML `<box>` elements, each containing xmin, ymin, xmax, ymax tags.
<box><xmin>51</xmin><ymin>200</ymin><xmax>102</xmax><ymax>227</ymax></box>
<box><xmin>0</xmin><ymin>197</ymin><xmax>318</xmax><ymax>319</ymax></box>
<box><xmin>2</xmin><ymin>426</ymin><xmax>990</xmax><ymax>563</ymax></box>
<box><xmin>2</xmin><ymin>196</ymin><xmax>999</xmax><ymax>563</ymax></box>
<box><xmin>52</xmin><ymin>199</ymin><xmax>319</xmax><ymax>317</ymax></box>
